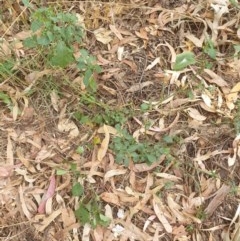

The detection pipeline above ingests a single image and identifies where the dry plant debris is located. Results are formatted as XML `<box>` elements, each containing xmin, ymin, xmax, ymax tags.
<box><xmin>0</xmin><ymin>0</ymin><xmax>240</xmax><ymax>241</ymax></box>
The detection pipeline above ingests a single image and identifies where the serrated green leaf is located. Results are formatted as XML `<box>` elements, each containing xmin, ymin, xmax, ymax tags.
<box><xmin>37</xmin><ymin>35</ymin><xmax>50</xmax><ymax>46</ymax></box>
<box><xmin>31</xmin><ymin>21</ymin><xmax>43</xmax><ymax>32</ymax></box>
<box><xmin>23</xmin><ymin>37</ymin><xmax>37</xmax><ymax>48</ymax></box>
<box><xmin>75</xmin><ymin>204</ymin><xmax>90</xmax><ymax>223</ymax></box>
<box><xmin>50</xmin><ymin>41</ymin><xmax>74</xmax><ymax>67</ymax></box>
<box><xmin>72</xmin><ymin>182</ymin><xmax>84</xmax><ymax>196</ymax></box>
<box><xmin>173</xmin><ymin>52</ymin><xmax>196</xmax><ymax>71</ymax></box>
<box><xmin>98</xmin><ymin>213</ymin><xmax>111</xmax><ymax>226</ymax></box>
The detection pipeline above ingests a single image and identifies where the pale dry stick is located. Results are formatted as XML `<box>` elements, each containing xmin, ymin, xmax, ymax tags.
<box><xmin>1</xmin><ymin>2</ymin><xmax>32</xmax><ymax>38</ymax></box>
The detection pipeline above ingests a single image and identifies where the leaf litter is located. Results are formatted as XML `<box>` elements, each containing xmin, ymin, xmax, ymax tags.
<box><xmin>0</xmin><ymin>0</ymin><xmax>240</xmax><ymax>241</ymax></box>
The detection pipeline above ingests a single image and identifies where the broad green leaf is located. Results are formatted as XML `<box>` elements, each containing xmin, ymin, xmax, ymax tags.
<box><xmin>56</xmin><ymin>169</ymin><xmax>67</xmax><ymax>175</ymax></box>
<box><xmin>140</xmin><ymin>103</ymin><xmax>149</xmax><ymax>111</ymax></box>
<box><xmin>23</xmin><ymin>37</ymin><xmax>37</xmax><ymax>48</ymax></box>
<box><xmin>204</xmin><ymin>40</ymin><xmax>216</xmax><ymax>59</ymax></box>
<box><xmin>71</xmin><ymin>182</ymin><xmax>84</xmax><ymax>196</ymax></box>
<box><xmin>70</xmin><ymin>163</ymin><xmax>77</xmax><ymax>172</ymax></box>
<box><xmin>83</xmin><ymin>69</ymin><xmax>92</xmax><ymax>86</ymax></box>
<box><xmin>31</xmin><ymin>21</ymin><xmax>43</xmax><ymax>32</ymax></box>
<box><xmin>98</xmin><ymin>214</ymin><xmax>111</xmax><ymax>226</ymax></box>
<box><xmin>75</xmin><ymin>204</ymin><xmax>90</xmax><ymax>223</ymax></box>
<box><xmin>50</xmin><ymin>41</ymin><xmax>74</xmax><ymax>67</ymax></box>
<box><xmin>37</xmin><ymin>35</ymin><xmax>50</xmax><ymax>46</ymax></box>
<box><xmin>0</xmin><ymin>92</ymin><xmax>12</xmax><ymax>106</ymax></box>
<box><xmin>234</xmin><ymin>45</ymin><xmax>240</xmax><ymax>55</ymax></box>
<box><xmin>173</xmin><ymin>52</ymin><xmax>196</xmax><ymax>71</ymax></box>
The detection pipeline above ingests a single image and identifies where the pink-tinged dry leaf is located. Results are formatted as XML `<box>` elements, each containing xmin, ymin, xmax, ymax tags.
<box><xmin>38</xmin><ymin>175</ymin><xmax>56</xmax><ymax>214</ymax></box>
<box><xmin>97</xmin><ymin>125</ymin><xmax>110</xmax><ymax>161</ymax></box>
<box><xmin>0</xmin><ymin>164</ymin><xmax>21</xmax><ymax>178</ymax></box>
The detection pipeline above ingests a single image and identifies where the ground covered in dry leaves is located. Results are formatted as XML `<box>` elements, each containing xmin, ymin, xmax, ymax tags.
<box><xmin>1</xmin><ymin>0</ymin><xmax>240</xmax><ymax>240</ymax></box>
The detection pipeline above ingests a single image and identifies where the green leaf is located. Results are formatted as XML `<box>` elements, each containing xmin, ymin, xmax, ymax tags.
<box><xmin>98</xmin><ymin>213</ymin><xmax>111</xmax><ymax>226</ymax></box>
<box><xmin>23</xmin><ymin>37</ymin><xmax>37</xmax><ymax>48</ymax></box>
<box><xmin>140</xmin><ymin>103</ymin><xmax>149</xmax><ymax>111</ymax></box>
<box><xmin>50</xmin><ymin>41</ymin><xmax>74</xmax><ymax>67</ymax></box>
<box><xmin>37</xmin><ymin>35</ymin><xmax>50</xmax><ymax>46</ymax></box>
<box><xmin>76</xmin><ymin>146</ymin><xmax>84</xmax><ymax>154</ymax></box>
<box><xmin>0</xmin><ymin>92</ymin><xmax>12</xmax><ymax>106</ymax></box>
<box><xmin>173</xmin><ymin>52</ymin><xmax>196</xmax><ymax>71</ymax></box>
<box><xmin>234</xmin><ymin>45</ymin><xmax>240</xmax><ymax>55</ymax></box>
<box><xmin>75</xmin><ymin>204</ymin><xmax>90</xmax><ymax>223</ymax></box>
<box><xmin>72</xmin><ymin>182</ymin><xmax>84</xmax><ymax>196</ymax></box>
<box><xmin>163</xmin><ymin>135</ymin><xmax>174</xmax><ymax>144</ymax></box>
<box><xmin>70</xmin><ymin>163</ymin><xmax>77</xmax><ymax>172</ymax></box>
<box><xmin>31</xmin><ymin>21</ymin><xmax>43</xmax><ymax>32</ymax></box>
<box><xmin>22</xmin><ymin>0</ymin><xmax>33</xmax><ymax>8</ymax></box>
<box><xmin>56</xmin><ymin>169</ymin><xmax>68</xmax><ymax>175</ymax></box>
<box><xmin>83</xmin><ymin>69</ymin><xmax>92</xmax><ymax>86</ymax></box>
<box><xmin>204</xmin><ymin>40</ymin><xmax>216</xmax><ymax>59</ymax></box>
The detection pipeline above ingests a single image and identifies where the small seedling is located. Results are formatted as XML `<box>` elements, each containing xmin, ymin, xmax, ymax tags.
<box><xmin>75</xmin><ymin>196</ymin><xmax>111</xmax><ymax>228</ymax></box>
<box><xmin>203</xmin><ymin>39</ymin><xmax>217</xmax><ymax>60</ymax></box>
<box><xmin>173</xmin><ymin>51</ymin><xmax>196</xmax><ymax>71</ymax></box>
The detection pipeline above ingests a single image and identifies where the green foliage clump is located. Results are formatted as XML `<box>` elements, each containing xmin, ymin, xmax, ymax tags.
<box><xmin>110</xmin><ymin>127</ymin><xmax>170</xmax><ymax>166</ymax></box>
<box><xmin>24</xmin><ymin>7</ymin><xmax>101</xmax><ymax>90</ymax></box>
<box><xmin>75</xmin><ymin>198</ymin><xmax>111</xmax><ymax>228</ymax></box>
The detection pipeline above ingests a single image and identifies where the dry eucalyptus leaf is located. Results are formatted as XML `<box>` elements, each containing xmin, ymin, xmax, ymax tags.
<box><xmin>58</xmin><ymin>118</ymin><xmax>79</xmax><ymax>138</ymax></box>
<box><xmin>97</xmin><ymin>125</ymin><xmax>110</xmax><ymax>161</ymax></box>
<box><xmin>187</xmin><ymin>108</ymin><xmax>206</xmax><ymax>121</ymax></box>
<box><xmin>94</xmin><ymin>28</ymin><xmax>113</xmax><ymax>44</ymax></box>
<box><xmin>127</xmin><ymin>81</ymin><xmax>153</xmax><ymax>92</ymax></box>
